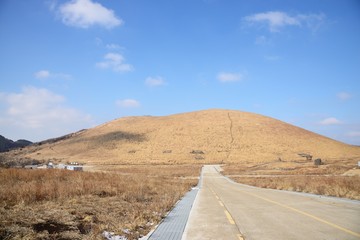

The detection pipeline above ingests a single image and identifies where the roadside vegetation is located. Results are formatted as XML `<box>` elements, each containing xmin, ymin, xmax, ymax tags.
<box><xmin>0</xmin><ymin>165</ymin><xmax>200</xmax><ymax>240</ymax></box>
<box><xmin>223</xmin><ymin>159</ymin><xmax>360</xmax><ymax>200</ymax></box>
<box><xmin>229</xmin><ymin>175</ymin><xmax>360</xmax><ymax>200</ymax></box>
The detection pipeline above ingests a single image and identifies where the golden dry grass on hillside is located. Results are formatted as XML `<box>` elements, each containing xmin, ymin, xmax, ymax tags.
<box><xmin>0</xmin><ymin>165</ymin><xmax>200</xmax><ymax>240</ymax></box>
<box><xmin>5</xmin><ymin>109</ymin><xmax>360</xmax><ymax>166</ymax></box>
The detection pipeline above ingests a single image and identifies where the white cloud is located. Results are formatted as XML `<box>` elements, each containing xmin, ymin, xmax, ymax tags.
<box><xmin>58</xmin><ymin>0</ymin><xmax>122</xmax><ymax>29</ymax></box>
<box><xmin>244</xmin><ymin>11</ymin><xmax>325</xmax><ymax>32</ymax></box>
<box><xmin>96</xmin><ymin>53</ymin><xmax>133</xmax><ymax>72</ymax></box>
<box><xmin>116</xmin><ymin>99</ymin><xmax>140</xmax><ymax>108</ymax></box>
<box><xmin>217</xmin><ymin>72</ymin><xmax>243</xmax><ymax>83</ymax></box>
<box><xmin>34</xmin><ymin>70</ymin><xmax>50</xmax><ymax>79</ymax></box>
<box><xmin>145</xmin><ymin>76</ymin><xmax>166</xmax><ymax>87</ymax></box>
<box><xmin>245</xmin><ymin>11</ymin><xmax>299</xmax><ymax>32</ymax></box>
<box><xmin>0</xmin><ymin>86</ymin><xmax>92</xmax><ymax>141</ymax></box>
<box><xmin>337</xmin><ymin>92</ymin><xmax>352</xmax><ymax>101</ymax></box>
<box><xmin>34</xmin><ymin>70</ymin><xmax>72</xmax><ymax>80</ymax></box>
<box><xmin>95</xmin><ymin>38</ymin><xmax>123</xmax><ymax>51</ymax></box>
<box><xmin>319</xmin><ymin>117</ymin><xmax>342</xmax><ymax>125</ymax></box>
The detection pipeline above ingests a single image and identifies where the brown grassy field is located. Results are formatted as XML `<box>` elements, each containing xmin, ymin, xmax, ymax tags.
<box><xmin>0</xmin><ymin>165</ymin><xmax>201</xmax><ymax>240</ymax></box>
<box><xmin>223</xmin><ymin>159</ymin><xmax>360</xmax><ymax>200</ymax></box>
<box><xmin>3</xmin><ymin>109</ymin><xmax>360</xmax><ymax>166</ymax></box>
<box><xmin>228</xmin><ymin>175</ymin><xmax>360</xmax><ymax>200</ymax></box>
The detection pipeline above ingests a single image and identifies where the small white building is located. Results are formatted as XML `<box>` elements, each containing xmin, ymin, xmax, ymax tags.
<box><xmin>65</xmin><ymin>165</ymin><xmax>83</xmax><ymax>171</ymax></box>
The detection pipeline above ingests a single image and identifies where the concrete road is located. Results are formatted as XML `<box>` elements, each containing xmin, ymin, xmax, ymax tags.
<box><xmin>182</xmin><ymin>165</ymin><xmax>360</xmax><ymax>240</ymax></box>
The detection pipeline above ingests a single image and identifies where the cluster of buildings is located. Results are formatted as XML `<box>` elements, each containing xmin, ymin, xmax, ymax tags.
<box><xmin>24</xmin><ymin>162</ymin><xmax>83</xmax><ymax>171</ymax></box>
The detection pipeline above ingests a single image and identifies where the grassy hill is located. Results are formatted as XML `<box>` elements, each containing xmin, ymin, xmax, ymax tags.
<box><xmin>5</xmin><ymin>109</ymin><xmax>360</xmax><ymax>165</ymax></box>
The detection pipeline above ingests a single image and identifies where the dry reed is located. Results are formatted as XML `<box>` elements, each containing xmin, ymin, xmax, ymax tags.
<box><xmin>0</xmin><ymin>165</ymin><xmax>200</xmax><ymax>240</ymax></box>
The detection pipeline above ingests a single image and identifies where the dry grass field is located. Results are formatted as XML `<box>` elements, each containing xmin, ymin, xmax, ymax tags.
<box><xmin>223</xmin><ymin>159</ymin><xmax>360</xmax><ymax>200</ymax></box>
<box><xmin>0</xmin><ymin>165</ymin><xmax>200</xmax><ymax>240</ymax></box>
<box><xmin>228</xmin><ymin>175</ymin><xmax>360</xmax><ymax>200</ymax></box>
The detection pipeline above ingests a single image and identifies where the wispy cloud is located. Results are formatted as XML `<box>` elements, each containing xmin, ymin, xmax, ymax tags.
<box><xmin>0</xmin><ymin>86</ymin><xmax>92</xmax><ymax>141</ymax></box>
<box><xmin>95</xmin><ymin>37</ymin><xmax>103</xmax><ymax>46</ymax></box>
<box><xmin>34</xmin><ymin>70</ymin><xmax>50</xmax><ymax>79</ymax></box>
<box><xmin>145</xmin><ymin>76</ymin><xmax>166</xmax><ymax>87</ymax></box>
<box><xmin>116</xmin><ymin>99</ymin><xmax>140</xmax><ymax>108</ymax></box>
<box><xmin>243</xmin><ymin>11</ymin><xmax>325</xmax><ymax>33</ymax></box>
<box><xmin>337</xmin><ymin>92</ymin><xmax>352</xmax><ymax>101</ymax></box>
<box><xmin>96</xmin><ymin>53</ymin><xmax>133</xmax><ymax>72</ymax></box>
<box><xmin>217</xmin><ymin>72</ymin><xmax>243</xmax><ymax>83</ymax></box>
<box><xmin>95</xmin><ymin>38</ymin><xmax>124</xmax><ymax>51</ymax></box>
<box><xmin>106</xmin><ymin>44</ymin><xmax>122</xmax><ymax>50</ymax></box>
<box><xmin>34</xmin><ymin>70</ymin><xmax>72</xmax><ymax>80</ymax></box>
<box><xmin>58</xmin><ymin>0</ymin><xmax>122</xmax><ymax>29</ymax></box>
<box><xmin>346</xmin><ymin>131</ymin><xmax>360</xmax><ymax>137</ymax></box>
<box><xmin>47</xmin><ymin>0</ymin><xmax>58</xmax><ymax>11</ymax></box>
<box><xmin>244</xmin><ymin>11</ymin><xmax>300</xmax><ymax>32</ymax></box>
<box><xmin>319</xmin><ymin>117</ymin><xmax>342</xmax><ymax>125</ymax></box>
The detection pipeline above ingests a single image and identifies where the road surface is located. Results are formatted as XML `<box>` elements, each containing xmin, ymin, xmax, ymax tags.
<box><xmin>182</xmin><ymin>165</ymin><xmax>360</xmax><ymax>240</ymax></box>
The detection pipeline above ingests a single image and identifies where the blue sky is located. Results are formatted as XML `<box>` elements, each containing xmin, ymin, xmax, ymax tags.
<box><xmin>0</xmin><ymin>0</ymin><xmax>359</xmax><ymax>145</ymax></box>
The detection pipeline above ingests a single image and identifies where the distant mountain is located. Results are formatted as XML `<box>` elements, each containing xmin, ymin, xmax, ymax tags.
<box><xmin>0</xmin><ymin>135</ymin><xmax>32</xmax><ymax>152</ymax></box>
<box><xmin>10</xmin><ymin>109</ymin><xmax>360</xmax><ymax>165</ymax></box>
